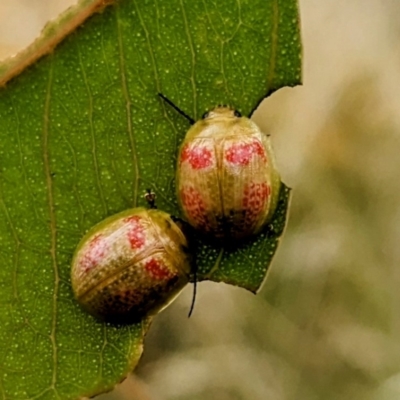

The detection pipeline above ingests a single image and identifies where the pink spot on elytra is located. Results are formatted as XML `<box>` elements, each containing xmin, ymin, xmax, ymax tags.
<box><xmin>180</xmin><ymin>143</ymin><xmax>214</xmax><ymax>169</ymax></box>
<box><xmin>180</xmin><ymin>186</ymin><xmax>209</xmax><ymax>229</ymax></box>
<box><xmin>124</xmin><ymin>216</ymin><xmax>146</xmax><ymax>249</ymax></box>
<box><xmin>242</xmin><ymin>182</ymin><xmax>271</xmax><ymax>223</ymax></box>
<box><xmin>80</xmin><ymin>234</ymin><xmax>107</xmax><ymax>273</ymax></box>
<box><xmin>225</xmin><ymin>140</ymin><xmax>266</xmax><ymax>166</ymax></box>
<box><xmin>145</xmin><ymin>258</ymin><xmax>172</xmax><ymax>280</ymax></box>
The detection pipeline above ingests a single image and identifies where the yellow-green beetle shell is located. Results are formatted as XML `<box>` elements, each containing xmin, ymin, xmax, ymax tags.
<box><xmin>176</xmin><ymin>107</ymin><xmax>281</xmax><ymax>242</ymax></box>
<box><xmin>71</xmin><ymin>208</ymin><xmax>191</xmax><ymax>324</ymax></box>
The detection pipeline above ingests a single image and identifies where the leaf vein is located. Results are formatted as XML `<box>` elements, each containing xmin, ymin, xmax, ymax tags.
<box><xmin>11</xmin><ymin>98</ymin><xmax>46</xmax><ymax>224</ymax></box>
<box><xmin>116</xmin><ymin>8</ymin><xmax>140</xmax><ymax>207</ymax></box>
<box><xmin>43</xmin><ymin>57</ymin><xmax>61</xmax><ymax>399</ymax></box>
<box><xmin>77</xmin><ymin>43</ymin><xmax>108</xmax><ymax>215</ymax></box>
<box><xmin>267</xmin><ymin>0</ymin><xmax>279</xmax><ymax>92</ymax></box>
<box><xmin>179</xmin><ymin>0</ymin><xmax>198</xmax><ymax>119</ymax></box>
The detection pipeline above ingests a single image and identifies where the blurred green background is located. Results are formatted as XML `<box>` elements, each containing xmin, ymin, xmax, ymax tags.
<box><xmin>1</xmin><ymin>0</ymin><xmax>400</xmax><ymax>399</ymax></box>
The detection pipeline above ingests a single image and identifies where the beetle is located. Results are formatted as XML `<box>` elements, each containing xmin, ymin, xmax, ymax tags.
<box><xmin>70</xmin><ymin>206</ymin><xmax>192</xmax><ymax>324</ymax></box>
<box><xmin>159</xmin><ymin>94</ymin><xmax>281</xmax><ymax>242</ymax></box>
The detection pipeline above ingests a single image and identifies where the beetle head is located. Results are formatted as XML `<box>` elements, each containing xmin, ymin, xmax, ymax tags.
<box><xmin>202</xmin><ymin>107</ymin><xmax>242</xmax><ymax>120</ymax></box>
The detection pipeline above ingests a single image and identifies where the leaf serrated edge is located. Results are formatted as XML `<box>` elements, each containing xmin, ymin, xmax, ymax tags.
<box><xmin>255</xmin><ymin>184</ymin><xmax>292</xmax><ymax>294</ymax></box>
<box><xmin>81</xmin><ymin>318</ymin><xmax>152</xmax><ymax>399</ymax></box>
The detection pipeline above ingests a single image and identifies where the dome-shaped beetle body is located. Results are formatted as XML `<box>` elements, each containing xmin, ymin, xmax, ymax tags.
<box><xmin>71</xmin><ymin>208</ymin><xmax>192</xmax><ymax>324</ymax></box>
<box><xmin>177</xmin><ymin>107</ymin><xmax>280</xmax><ymax>242</ymax></box>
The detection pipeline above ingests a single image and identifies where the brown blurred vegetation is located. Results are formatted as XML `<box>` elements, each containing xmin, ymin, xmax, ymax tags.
<box><xmin>2</xmin><ymin>0</ymin><xmax>400</xmax><ymax>399</ymax></box>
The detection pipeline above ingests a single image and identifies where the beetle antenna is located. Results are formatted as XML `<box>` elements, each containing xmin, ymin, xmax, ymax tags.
<box><xmin>188</xmin><ymin>265</ymin><xmax>197</xmax><ymax>318</ymax></box>
<box><xmin>144</xmin><ymin>189</ymin><xmax>157</xmax><ymax>209</ymax></box>
<box><xmin>158</xmin><ymin>93</ymin><xmax>195</xmax><ymax>125</ymax></box>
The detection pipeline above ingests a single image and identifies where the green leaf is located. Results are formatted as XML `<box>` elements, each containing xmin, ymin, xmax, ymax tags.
<box><xmin>0</xmin><ymin>0</ymin><xmax>301</xmax><ymax>398</ymax></box>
